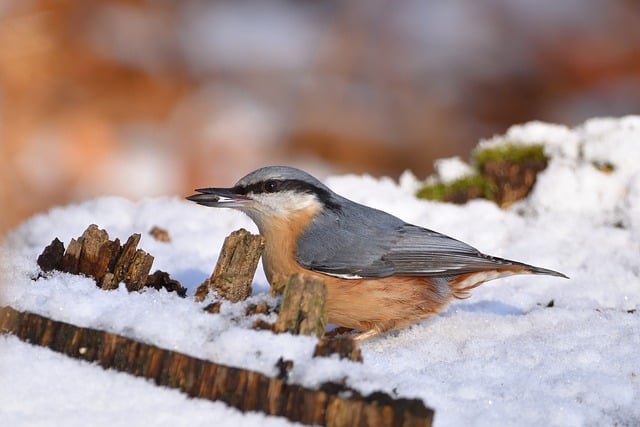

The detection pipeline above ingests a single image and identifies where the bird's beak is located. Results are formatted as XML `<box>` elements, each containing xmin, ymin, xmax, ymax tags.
<box><xmin>186</xmin><ymin>188</ymin><xmax>250</xmax><ymax>208</ymax></box>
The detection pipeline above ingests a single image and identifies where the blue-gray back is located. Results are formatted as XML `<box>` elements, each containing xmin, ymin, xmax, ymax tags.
<box><xmin>296</xmin><ymin>195</ymin><xmax>511</xmax><ymax>278</ymax></box>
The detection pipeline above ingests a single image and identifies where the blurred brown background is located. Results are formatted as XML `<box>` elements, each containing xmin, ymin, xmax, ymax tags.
<box><xmin>1</xmin><ymin>0</ymin><xmax>639</xmax><ymax>236</ymax></box>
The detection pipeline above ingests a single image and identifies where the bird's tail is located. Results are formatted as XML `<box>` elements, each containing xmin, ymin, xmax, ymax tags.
<box><xmin>498</xmin><ymin>257</ymin><xmax>569</xmax><ymax>279</ymax></box>
<box><xmin>449</xmin><ymin>258</ymin><xmax>568</xmax><ymax>299</ymax></box>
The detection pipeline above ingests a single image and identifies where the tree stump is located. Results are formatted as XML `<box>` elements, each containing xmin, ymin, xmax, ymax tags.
<box><xmin>274</xmin><ymin>274</ymin><xmax>328</xmax><ymax>339</ymax></box>
<box><xmin>194</xmin><ymin>229</ymin><xmax>264</xmax><ymax>303</ymax></box>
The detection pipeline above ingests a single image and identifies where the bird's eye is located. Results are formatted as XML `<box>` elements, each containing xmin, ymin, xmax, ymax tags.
<box><xmin>263</xmin><ymin>180</ymin><xmax>279</xmax><ymax>193</ymax></box>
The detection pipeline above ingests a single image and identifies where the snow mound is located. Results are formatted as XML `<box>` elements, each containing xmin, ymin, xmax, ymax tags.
<box><xmin>2</xmin><ymin>116</ymin><xmax>640</xmax><ymax>426</ymax></box>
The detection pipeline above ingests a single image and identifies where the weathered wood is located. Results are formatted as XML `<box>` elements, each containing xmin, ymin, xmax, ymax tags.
<box><xmin>93</xmin><ymin>239</ymin><xmax>121</xmax><ymax>283</ymax></box>
<box><xmin>149</xmin><ymin>226</ymin><xmax>171</xmax><ymax>242</ymax></box>
<box><xmin>109</xmin><ymin>233</ymin><xmax>143</xmax><ymax>288</ymax></box>
<box><xmin>252</xmin><ymin>318</ymin><xmax>275</xmax><ymax>331</ymax></box>
<box><xmin>100</xmin><ymin>272</ymin><xmax>119</xmax><ymax>291</ymax></box>
<box><xmin>480</xmin><ymin>157</ymin><xmax>548</xmax><ymax>207</ymax></box>
<box><xmin>124</xmin><ymin>249</ymin><xmax>155</xmax><ymax>292</ymax></box>
<box><xmin>61</xmin><ymin>238</ymin><xmax>82</xmax><ymax>274</ymax></box>
<box><xmin>274</xmin><ymin>274</ymin><xmax>328</xmax><ymax>339</ymax></box>
<box><xmin>77</xmin><ymin>224</ymin><xmax>110</xmax><ymax>278</ymax></box>
<box><xmin>195</xmin><ymin>229</ymin><xmax>265</xmax><ymax>303</ymax></box>
<box><xmin>203</xmin><ymin>301</ymin><xmax>222</xmax><ymax>314</ymax></box>
<box><xmin>37</xmin><ymin>238</ymin><xmax>65</xmax><ymax>272</ymax></box>
<box><xmin>314</xmin><ymin>336</ymin><xmax>363</xmax><ymax>362</ymax></box>
<box><xmin>245</xmin><ymin>302</ymin><xmax>271</xmax><ymax>316</ymax></box>
<box><xmin>36</xmin><ymin>224</ymin><xmax>184</xmax><ymax>296</ymax></box>
<box><xmin>146</xmin><ymin>271</ymin><xmax>187</xmax><ymax>297</ymax></box>
<box><xmin>0</xmin><ymin>306</ymin><xmax>433</xmax><ymax>426</ymax></box>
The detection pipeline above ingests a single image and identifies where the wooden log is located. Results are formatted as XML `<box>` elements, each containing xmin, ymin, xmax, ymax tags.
<box><xmin>274</xmin><ymin>274</ymin><xmax>328</xmax><ymax>339</ymax></box>
<box><xmin>195</xmin><ymin>229</ymin><xmax>264</xmax><ymax>303</ymax></box>
<box><xmin>0</xmin><ymin>306</ymin><xmax>433</xmax><ymax>427</ymax></box>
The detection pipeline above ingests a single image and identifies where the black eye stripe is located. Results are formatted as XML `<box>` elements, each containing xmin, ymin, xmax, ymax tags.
<box><xmin>233</xmin><ymin>179</ymin><xmax>342</xmax><ymax>212</ymax></box>
<box><xmin>234</xmin><ymin>179</ymin><xmax>313</xmax><ymax>195</ymax></box>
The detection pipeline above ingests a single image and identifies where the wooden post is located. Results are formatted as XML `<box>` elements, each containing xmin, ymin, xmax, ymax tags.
<box><xmin>194</xmin><ymin>229</ymin><xmax>264</xmax><ymax>303</ymax></box>
<box><xmin>0</xmin><ymin>306</ymin><xmax>434</xmax><ymax>427</ymax></box>
<box><xmin>274</xmin><ymin>274</ymin><xmax>328</xmax><ymax>339</ymax></box>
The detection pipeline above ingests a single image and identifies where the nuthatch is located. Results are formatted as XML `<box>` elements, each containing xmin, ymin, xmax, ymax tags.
<box><xmin>188</xmin><ymin>166</ymin><xmax>567</xmax><ymax>340</ymax></box>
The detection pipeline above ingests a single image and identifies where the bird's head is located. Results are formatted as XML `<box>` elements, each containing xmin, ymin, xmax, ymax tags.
<box><xmin>187</xmin><ymin>166</ymin><xmax>340</xmax><ymax>230</ymax></box>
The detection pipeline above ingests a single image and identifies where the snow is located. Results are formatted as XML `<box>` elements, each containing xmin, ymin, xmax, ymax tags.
<box><xmin>2</xmin><ymin>116</ymin><xmax>640</xmax><ymax>426</ymax></box>
<box><xmin>433</xmin><ymin>156</ymin><xmax>475</xmax><ymax>183</ymax></box>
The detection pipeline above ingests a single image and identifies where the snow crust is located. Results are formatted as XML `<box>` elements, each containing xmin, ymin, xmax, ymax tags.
<box><xmin>2</xmin><ymin>116</ymin><xmax>640</xmax><ymax>426</ymax></box>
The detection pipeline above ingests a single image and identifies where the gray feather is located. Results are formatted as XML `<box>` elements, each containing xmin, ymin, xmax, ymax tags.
<box><xmin>296</xmin><ymin>195</ymin><xmax>523</xmax><ymax>278</ymax></box>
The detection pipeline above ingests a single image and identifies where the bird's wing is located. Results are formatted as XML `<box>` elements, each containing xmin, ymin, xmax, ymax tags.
<box><xmin>296</xmin><ymin>203</ymin><xmax>513</xmax><ymax>278</ymax></box>
<box><xmin>378</xmin><ymin>224</ymin><xmax>514</xmax><ymax>276</ymax></box>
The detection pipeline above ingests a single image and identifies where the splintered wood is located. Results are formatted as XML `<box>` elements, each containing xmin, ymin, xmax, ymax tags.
<box><xmin>275</xmin><ymin>274</ymin><xmax>328</xmax><ymax>339</ymax></box>
<box><xmin>22</xmin><ymin>225</ymin><xmax>434</xmax><ymax>425</ymax></box>
<box><xmin>36</xmin><ymin>224</ymin><xmax>185</xmax><ymax>296</ymax></box>
<box><xmin>314</xmin><ymin>336</ymin><xmax>363</xmax><ymax>362</ymax></box>
<box><xmin>0</xmin><ymin>306</ymin><xmax>434</xmax><ymax>427</ymax></box>
<box><xmin>195</xmin><ymin>228</ymin><xmax>264</xmax><ymax>302</ymax></box>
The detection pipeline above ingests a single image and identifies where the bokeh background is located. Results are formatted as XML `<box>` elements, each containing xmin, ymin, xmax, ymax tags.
<box><xmin>1</xmin><ymin>0</ymin><xmax>639</xmax><ymax>236</ymax></box>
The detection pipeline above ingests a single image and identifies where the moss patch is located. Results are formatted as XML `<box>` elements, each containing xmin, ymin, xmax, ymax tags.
<box><xmin>417</xmin><ymin>143</ymin><xmax>549</xmax><ymax>207</ymax></box>
<box><xmin>416</xmin><ymin>175</ymin><xmax>496</xmax><ymax>204</ymax></box>
<box><xmin>474</xmin><ymin>143</ymin><xmax>547</xmax><ymax>169</ymax></box>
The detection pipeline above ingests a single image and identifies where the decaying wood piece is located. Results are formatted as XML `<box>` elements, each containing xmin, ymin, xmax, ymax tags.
<box><xmin>480</xmin><ymin>157</ymin><xmax>548</xmax><ymax>207</ymax></box>
<box><xmin>274</xmin><ymin>274</ymin><xmax>328</xmax><ymax>339</ymax></box>
<box><xmin>314</xmin><ymin>336</ymin><xmax>363</xmax><ymax>362</ymax></box>
<box><xmin>0</xmin><ymin>306</ymin><xmax>434</xmax><ymax>427</ymax></box>
<box><xmin>146</xmin><ymin>271</ymin><xmax>187</xmax><ymax>297</ymax></box>
<box><xmin>37</xmin><ymin>238</ymin><xmax>65</xmax><ymax>272</ymax></box>
<box><xmin>105</xmin><ymin>234</ymin><xmax>148</xmax><ymax>291</ymax></box>
<box><xmin>36</xmin><ymin>224</ymin><xmax>185</xmax><ymax>296</ymax></box>
<box><xmin>194</xmin><ymin>229</ymin><xmax>264</xmax><ymax>303</ymax></box>
<box><xmin>149</xmin><ymin>226</ymin><xmax>171</xmax><ymax>242</ymax></box>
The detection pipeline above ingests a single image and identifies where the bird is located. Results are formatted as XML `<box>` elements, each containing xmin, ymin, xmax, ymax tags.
<box><xmin>187</xmin><ymin>166</ymin><xmax>567</xmax><ymax>340</ymax></box>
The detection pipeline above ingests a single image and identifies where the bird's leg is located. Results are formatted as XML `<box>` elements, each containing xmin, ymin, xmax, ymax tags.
<box><xmin>353</xmin><ymin>320</ymin><xmax>400</xmax><ymax>341</ymax></box>
<box><xmin>353</xmin><ymin>329</ymin><xmax>381</xmax><ymax>341</ymax></box>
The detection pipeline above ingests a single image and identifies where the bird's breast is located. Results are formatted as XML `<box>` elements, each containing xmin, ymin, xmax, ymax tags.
<box><xmin>258</xmin><ymin>207</ymin><xmax>322</xmax><ymax>285</ymax></box>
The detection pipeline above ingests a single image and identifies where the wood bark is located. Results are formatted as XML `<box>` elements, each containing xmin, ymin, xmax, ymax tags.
<box><xmin>314</xmin><ymin>336</ymin><xmax>363</xmax><ymax>362</ymax></box>
<box><xmin>149</xmin><ymin>226</ymin><xmax>170</xmax><ymax>242</ymax></box>
<box><xmin>480</xmin><ymin>157</ymin><xmax>548</xmax><ymax>207</ymax></box>
<box><xmin>274</xmin><ymin>274</ymin><xmax>328</xmax><ymax>339</ymax></box>
<box><xmin>36</xmin><ymin>224</ymin><xmax>185</xmax><ymax>295</ymax></box>
<box><xmin>194</xmin><ymin>229</ymin><xmax>264</xmax><ymax>303</ymax></box>
<box><xmin>0</xmin><ymin>306</ymin><xmax>434</xmax><ymax>427</ymax></box>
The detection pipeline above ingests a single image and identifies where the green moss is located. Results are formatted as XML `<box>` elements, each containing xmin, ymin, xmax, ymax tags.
<box><xmin>474</xmin><ymin>143</ymin><xmax>547</xmax><ymax>169</ymax></box>
<box><xmin>416</xmin><ymin>174</ymin><xmax>495</xmax><ymax>203</ymax></box>
<box><xmin>417</xmin><ymin>142</ymin><xmax>548</xmax><ymax>205</ymax></box>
